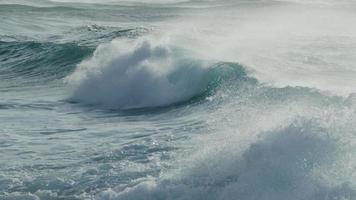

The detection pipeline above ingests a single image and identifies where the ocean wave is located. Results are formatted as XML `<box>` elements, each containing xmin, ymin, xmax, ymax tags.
<box><xmin>1</xmin><ymin>1</ymin><xmax>356</xmax><ymax>199</ymax></box>
<box><xmin>96</xmin><ymin>119</ymin><xmax>356</xmax><ymax>200</ymax></box>
<box><xmin>89</xmin><ymin>73</ymin><xmax>356</xmax><ymax>199</ymax></box>
<box><xmin>66</xmin><ymin>38</ymin><xmax>248</xmax><ymax>109</ymax></box>
<box><xmin>0</xmin><ymin>41</ymin><xmax>92</xmax><ymax>86</ymax></box>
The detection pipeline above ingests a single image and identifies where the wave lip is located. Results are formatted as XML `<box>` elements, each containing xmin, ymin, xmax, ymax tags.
<box><xmin>66</xmin><ymin>38</ymin><xmax>245</xmax><ymax>109</ymax></box>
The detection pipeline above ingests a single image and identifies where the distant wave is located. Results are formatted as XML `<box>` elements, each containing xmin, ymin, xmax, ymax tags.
<box><xmin>0</xmin><ymin>41</ymin><xmax>92</xmax><ymax>85</ymax></box>
<box><xmin>0</xmin><ymin>0</ymin><xmax>191</xmax><ymax>6</ymax></box>
<box><xmin>48</xmin><ymin>0</ymin><xmax>190</xmax><ymax>4</ymax></box>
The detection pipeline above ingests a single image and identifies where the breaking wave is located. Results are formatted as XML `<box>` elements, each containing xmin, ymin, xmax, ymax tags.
<box><xmin>66</xmin><ymin>38</ymin><xmax>248</xmax><ymax>109</ymax></box>
<box><xmin>93</xmin><ymin>85</ymin><xmax>356</xmax><ymax>199</ymax></box>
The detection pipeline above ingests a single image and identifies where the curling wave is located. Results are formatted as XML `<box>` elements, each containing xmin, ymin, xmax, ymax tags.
<box><xmin>66</xmin><ymin>38</ymin><xmax>248</xmax><ymax>109</ymax></box>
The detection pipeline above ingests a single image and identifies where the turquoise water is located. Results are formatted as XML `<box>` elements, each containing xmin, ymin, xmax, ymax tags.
<box><xmin>0</xmin><ymin>0</ymin><xmax>356</xmax><ymax>199</ymax></box>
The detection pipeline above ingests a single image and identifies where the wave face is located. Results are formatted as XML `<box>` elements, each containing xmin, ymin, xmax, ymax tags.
<box><xmin>1</xmin><ymin>1</ymin><xmax>356</xmax><ymax>200</ymax></box>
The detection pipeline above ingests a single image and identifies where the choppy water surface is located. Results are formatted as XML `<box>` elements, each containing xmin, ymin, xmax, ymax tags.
<box><xmin>0</xmin><ymin>0</ymin><xmax>356</xmax><ymax>199</ymax></box>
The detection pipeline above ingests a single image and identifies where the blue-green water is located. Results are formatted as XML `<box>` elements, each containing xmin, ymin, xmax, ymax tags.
<box><xmin>1</xmin><ymin>0</ymin><xmax>356</xmax><ymax>199</ymax></box>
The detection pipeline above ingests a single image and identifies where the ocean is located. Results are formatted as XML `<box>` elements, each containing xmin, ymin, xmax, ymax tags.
<box><xmin>0</xmin><ymin>0</ymin><xmax>355</xmax><ymax>199</ymax></box>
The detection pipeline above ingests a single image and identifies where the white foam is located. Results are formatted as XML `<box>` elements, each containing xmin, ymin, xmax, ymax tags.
<box><xmin>66</xmin><ymin>38</ymin><xmax>215</xmax><ymax>109</ymax></box>
<box><xmin>96</xmin><ymin>123</ymin><xmax>356</xmax><ymax>200</ymax></box>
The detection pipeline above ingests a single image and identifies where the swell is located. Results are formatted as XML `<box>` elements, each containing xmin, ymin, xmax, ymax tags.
<box><xmin>0</xmin><ymin>40</ymin><xmax>93</xmax><ymax>86</ymax></box>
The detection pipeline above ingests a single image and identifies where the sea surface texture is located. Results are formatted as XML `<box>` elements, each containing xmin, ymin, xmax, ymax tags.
<box><xmin>0</xmin><ymin>0</ymin><xmax>356</xmax><ymax>199</ymax></box>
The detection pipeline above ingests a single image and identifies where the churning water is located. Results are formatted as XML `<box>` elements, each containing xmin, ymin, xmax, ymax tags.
<box><xmin>0</xmin><ymin>0</ymin><xmax>356</xmax><ymax>199</ymax></box>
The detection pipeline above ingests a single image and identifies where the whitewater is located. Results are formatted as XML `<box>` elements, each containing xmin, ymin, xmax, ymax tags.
<box><xmin>0</xmin><ymin>0</ymin><xmax>355</xmax><ymax>199</ymax></box>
